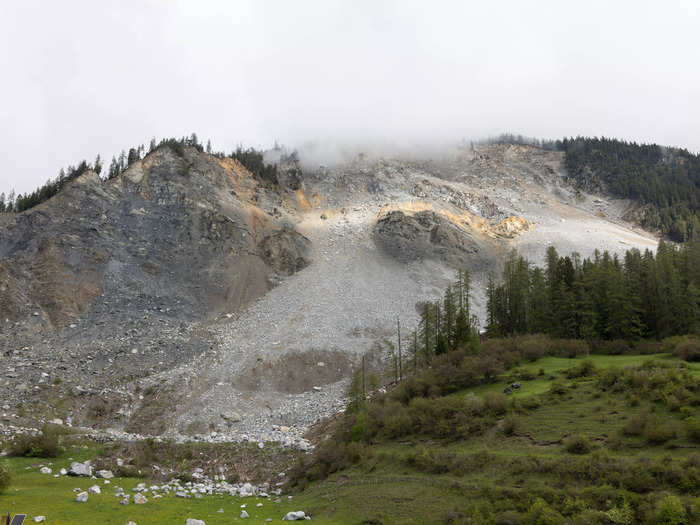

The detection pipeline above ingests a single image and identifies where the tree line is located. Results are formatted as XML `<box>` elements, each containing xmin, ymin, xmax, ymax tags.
<box><xmin>0</xmin><ymin>133</ymin><xmax>284</xmax><ymax>213</ymax></box>
<box><xmin>558</xmin><ymin>137</ymin><xmax>700</xmax><ymax>242</ymax></box>
<box><xmin>486</xmin><ymin>241</ymin><xmax>700</xmax><ymax>340</ymax></box>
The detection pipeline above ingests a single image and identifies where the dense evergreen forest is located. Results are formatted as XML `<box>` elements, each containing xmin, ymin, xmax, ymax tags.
<box><xmin>558</xmin><ymin>137</ymin><xmax>700</xmax><ymax>242</ymax></box>
<box><xmin>484</xmin><ymin>134</ymin><xmax>700</xmax><ymax>242</ymax></box>
<box><xmin>486</xmin><ymin>241</ymin><xmax>700</xmax><ymax>341</ymax></box>
<box><xmin>0</xmin><ymin>134</ymin><xmax>280</xmax><ymax>213</ymax></box>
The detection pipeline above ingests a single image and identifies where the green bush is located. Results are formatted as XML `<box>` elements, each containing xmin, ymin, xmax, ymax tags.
<box><xmin>8</xmin><ymin>426</ymin><xmax>60</xmax><ymax>457</ymax></box>
<box><xmin>643</xmin><ymin>418</ymin><xmax>677</xmax><ymax>445</ymax></box>
<box><xmin>502</xmin><ymin>415</ymin><xmax>520</xmax><ymax>436</ymax></box>
<box><xmin>623</xmin><ymin>412</ymin><xmax>649</xmax><ymax>436</ymax></box>
<box><xmin>484</xmin><ymin>393</ymin><xmax>509</xmax><ymax>415</ymax></box>
<box><xmin>566</xmin><ymin>359</ymin><xmax>596</xmax><ymax>378</ymax></box>
<box><xmin>524</xmin><ymin>498</ymin><xmax>565</xmax><ymax>525</ymax></box>
<box><xmin>563</xmin><ymin>435</ymin><xmax>592</xmax><ymax>454</ymax></box>
<box><xmin>673</xmin><ymin>339</ymin><xmax>700</xmax><ymax>362</ymax></box>
<box><xmin>0</xmin><ymin>461</ymin><xmax>10</xmax><ymax>493</ymax></box>
<box><xmin>515</xmin><ymin>334</ymin><xmax>550</xmax><ymax>361</ymax></box>
<box><xmin>549</xmin><ymin>378</ymin><xmax>568</xmax><ymax>395</ymax></box>
<box><xmin>655</xmin><ymin>494</ymin><xmax>688</xmax><ymax>525</ymax></box>
<box><xmin>551</xmin><ymin>339</ymin><xmax>589</xmax><ymax>358</ymax></box>
<box><xmin>685</xmin><ymin>417</ymin><xmax>700</xmax><ymax>443</ymax></box>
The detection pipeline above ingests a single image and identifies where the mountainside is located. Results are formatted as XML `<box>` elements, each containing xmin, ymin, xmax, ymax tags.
<box><xmin>0</xmin><ymin>142</ymin><xmax>658</xmax><ymax>446</ymax></box>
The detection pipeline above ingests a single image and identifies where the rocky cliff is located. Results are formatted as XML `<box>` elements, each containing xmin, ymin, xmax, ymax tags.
<box><xmin>0</xmin><ymin>143</ymin><xmax>658</xmax><ymax>446</ymax></box>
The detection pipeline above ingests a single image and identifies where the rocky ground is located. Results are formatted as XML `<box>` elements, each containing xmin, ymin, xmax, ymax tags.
<box><xmin>0</xmin><ymin>143</ymin><xmax>658</xmax><ymax>448</ymax></box>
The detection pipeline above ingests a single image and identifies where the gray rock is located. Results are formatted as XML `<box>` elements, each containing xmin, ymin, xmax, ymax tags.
<box><xmin>240</xmin><ymin>510</ymin><xmax>249</xmax><ymax>519</ymax></box>
<box><xmin>282</xmin><ymin>511</ymin><xmax>310</xmax><ymax>521</ymax></box>
<box><xmin>185</xmin><ymin>520</ymin><xmax>206</xmax><ymax>525</ymax></box>
<box><xmin>96</xmin><ymin>469</ymin><xmax>114</xmax><ymax>479</ymax></box>
<box><xmin>88</xmin><ymin>484</ymin><xmax>101</xmax><ymax>494</ymax></box>
<box><xmin>39</xmin><ymin>466</ymin><xmax>52</xmax><ymax>474</ymax></box>
<box><xmin>75</xmin><ymin>491</ymin><xmax>89</xmax><ymax>502</ymax></box>
<box><xmin>33</xmin><ymin>517</ymin><xmax>46</xmax><ymax>523</ymax></box>
<box><xmin>134</xmin><ymin>493</ymin><xmax>147</xmax><ymax>504</ymax></box>
<box><xmin>68</xmin><ymin>461</ymin><xmax>92</xmax><ymax>477</ymax></box>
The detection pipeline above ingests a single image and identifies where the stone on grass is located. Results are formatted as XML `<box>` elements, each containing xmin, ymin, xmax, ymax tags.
<box><xmin>97</xmin><ymin>469</ymin><xmax>114</xmax><ymax>479</ymax></box>
<box><xmin>89</xmin><ymin>484</ymin><xmax>101</xmax><ymax>494</ymax></box>
<box><xmin>282</xmin><ymin>511</ymin><xmax>310</xmax><ymax>521</ymax></box>
<box><xmin>185</xmin><ymin>520</ymin><xmax>205</xmax><ymax>525</ymax></box>
<box><xmin>68</xmin><ymin>461</ymin><xmax>92</xmax><ymax>477</ymax></box>
<box><xmin>134</xmin><ymin>493</ymin><xmax>147</xmax><ymax>504</ymax></box>
<box><xmin>39</xmin><ymin>467</ymin><xmax>52</xmax><ymax>474</ymax></box>
<box><xmin>33</xmin><ymin>517</ymin><xmax>46</xmax><ymax>523</ymax></box>
<box><xmin>75</xmin><ymin>491</ymin><xmax>88</xmax><ymax>502</ymax></box>
<box><xmin>240</xmin><ymin>510</ymin><xmax>249</xmax><ymax>519</ymax></box>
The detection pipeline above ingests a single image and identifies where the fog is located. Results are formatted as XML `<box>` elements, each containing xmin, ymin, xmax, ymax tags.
<box><xmin>1</xmin><ymin>0</ymin><xmax>699</xmax><ymax>194</ymax></box>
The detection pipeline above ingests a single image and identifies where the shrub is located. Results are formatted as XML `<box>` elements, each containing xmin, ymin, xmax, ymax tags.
<box><xmin>8</xmin><ymin>426</ymin><xmax>60</xmax><ymax>457</ymax></box>
<box><xmin>0</xmin><ymin>461</ymin><xmax>10</xmax><ymax>493</ymax></box>
<box><xmin>525</xmin><ymin>498</ymin><xmax>565</xmax><ymax>525</ymax></box>
<box><xmin>673</xmin><ymin>339</ymin><xmax>700</xmax><ymax>362</ymax></box>
<box><xmin>592</xmin><ymin>339</ymin><xmax>631</xmax><ymax>355</ymax></box>
<box><xmin>661</xmin><ymin>335</ymin><xmax>695</xmax><ymax>354</ymax></box>
<box><xmin>463</xmin><ymin>394</ymin><xmax>486</xmax><ymax>416</ymax></box>
<box><xmin>655</xmin><ymin>495</ymin><xmax>688</xmax><ymax>525</ymax></box>
<box><xmin>643</xmin><ymin>418</ymin><xmax>677</xmax><ymax>445</ymax></box>
<box><xmin>484</xmin><ymin>393</ymin><xmax>509</xmax><ymax>415</ymax></box>
<box><xmin>551</xmin><ymin>339</ymin><xmax>589</xmax><ymax>358</ymax></box>
<box><xmin>623</xmin><ymin>412</ymin><xmax>649</xmax><ymax>436</ymax></box>
<box><xmin>516</xmin><ymin>334</ymin><xmax>550</xmax><ymax>361</ymax></box>
<box><xmin>563</xmin><ymin>435</ymin><xmax>592</xmax><ymax>454</ymax></box>
<box><xmin>502</xmin><ymin>415</ymin><xmax>520</xmax><ymax>436</ymax></box>
<box><xmin>549</xmin><ymin>378</ymin><xmax>568</xmax><ymax>395</ymax></box>
<box><xmin>566</xmin><ymin>359</ymin><xmax>596</xmax><ymax>378</ymax></box>
<box><xmin>685</xmin><ymin>417</ymin><xmax>700</xmax><ymax>443</ymax></box>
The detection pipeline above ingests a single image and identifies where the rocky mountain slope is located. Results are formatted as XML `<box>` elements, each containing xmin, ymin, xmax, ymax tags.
<box><xmin>0</xmin><ymin>142</ymin><xmax>657</xmax><ymax>446</ymax></box>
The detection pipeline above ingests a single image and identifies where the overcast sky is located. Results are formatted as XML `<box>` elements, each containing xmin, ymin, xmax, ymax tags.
<box><xmin>1</xmin><ymin>1</ymin><xmax>699</xmax><ymax>194</ymax></box>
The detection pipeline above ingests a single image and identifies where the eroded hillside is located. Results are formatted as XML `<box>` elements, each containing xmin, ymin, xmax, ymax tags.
<box><xmin>0</xmin><ymin>143</ymin><xmax>657</xmax><ymax>446</ymax></box>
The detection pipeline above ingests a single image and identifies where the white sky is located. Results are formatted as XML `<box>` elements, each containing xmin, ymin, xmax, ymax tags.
<box><xmin>1</xmin><ymin>0</ymin><xmax>699</xmax><ymax>194</ymax></box>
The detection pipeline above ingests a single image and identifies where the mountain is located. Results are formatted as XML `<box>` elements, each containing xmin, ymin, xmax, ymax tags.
<box><xmin>0</xmin><ymin>142</ymin><xmax>658</xmax><ymax>444</ymax></box>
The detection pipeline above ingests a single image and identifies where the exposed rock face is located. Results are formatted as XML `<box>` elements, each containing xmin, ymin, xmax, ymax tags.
<box><xmin>373</xmin><ymin>209</ymin><xmax>499</xmax><ymax>272</ymax></box>
<box><xmin>0</xmin><ymin>142</ymin><xmax>658</xmax><ymax>441</ymax></box>
<box><xmin>0</xmin><ymin>146</ymin><xmax>311</xmax><ymax>328</ymax></box>
<box><xmin>257</xmin><ymin>228</ymin><xmax>311</xmax><ymax>276</ymax></box>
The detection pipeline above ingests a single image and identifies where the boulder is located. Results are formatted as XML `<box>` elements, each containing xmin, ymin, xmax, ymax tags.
<box><xmin>75</xmin><ymin>491</ymin><xmax>89</xmax><ymax>502</ymax></box>
<box><xmin>185</xmin><ymin>520</ymin><xmax>205</xmax><ymax>525</ymax></box>
<box><xmin>282</xmin><ymin>511</ymin><xmax>310</xmax><ymax>521</ymax></box>
<box><xmin>97</xmin><ymin>469</ymin><xmax>114</xmax><ymax>479</ymax></box>
<box><xmin>33</xmin><ymin>517</ymin><xmax>46</xmax><ymax>523</ymax></box>
<box><xmin>39</xmin><ymin>467</ymin><xmax>52</xmax><ymax>474</ymax></box>
<box><xmin>134</xmin><ymin>493</ymin><xmax>147</xmax><ymax>504</ymax></box>
<box><xmin>68</xmin><ymin>461</ymin><xmax>92</xmax><ymax>477</ymax></box>
<box><xmin>240</xmin><ymin>510</ymin><xmax>249</xmax><ymax>519</ymax></box>
<box><xmin>88</xmin><ymin>485</ymin><xmax>101</xmax><ymax>494</ymax></box>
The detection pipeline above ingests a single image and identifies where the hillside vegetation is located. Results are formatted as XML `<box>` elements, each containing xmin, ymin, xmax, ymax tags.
<box><xmin>289</xmin><ymin>339</ymin><xmax>699</xmax><ymax>524</ymax></box>
<box><xmin>558</xmin><ymin>137</ymin><xmax>700</xmax><ymax>242</ymax></box>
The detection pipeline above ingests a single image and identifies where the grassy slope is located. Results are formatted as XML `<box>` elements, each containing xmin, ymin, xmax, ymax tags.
<box><xmin>1</xmin><ymin>353</ymin><xmax>698</xmax><ymax>524</ymax></box>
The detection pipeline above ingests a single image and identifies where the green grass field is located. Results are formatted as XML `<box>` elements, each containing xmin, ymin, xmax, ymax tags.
<box><xmin>2</xmin><ymin>352</ymin><xmax>698</xmax><ymax>524</ymax></box>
